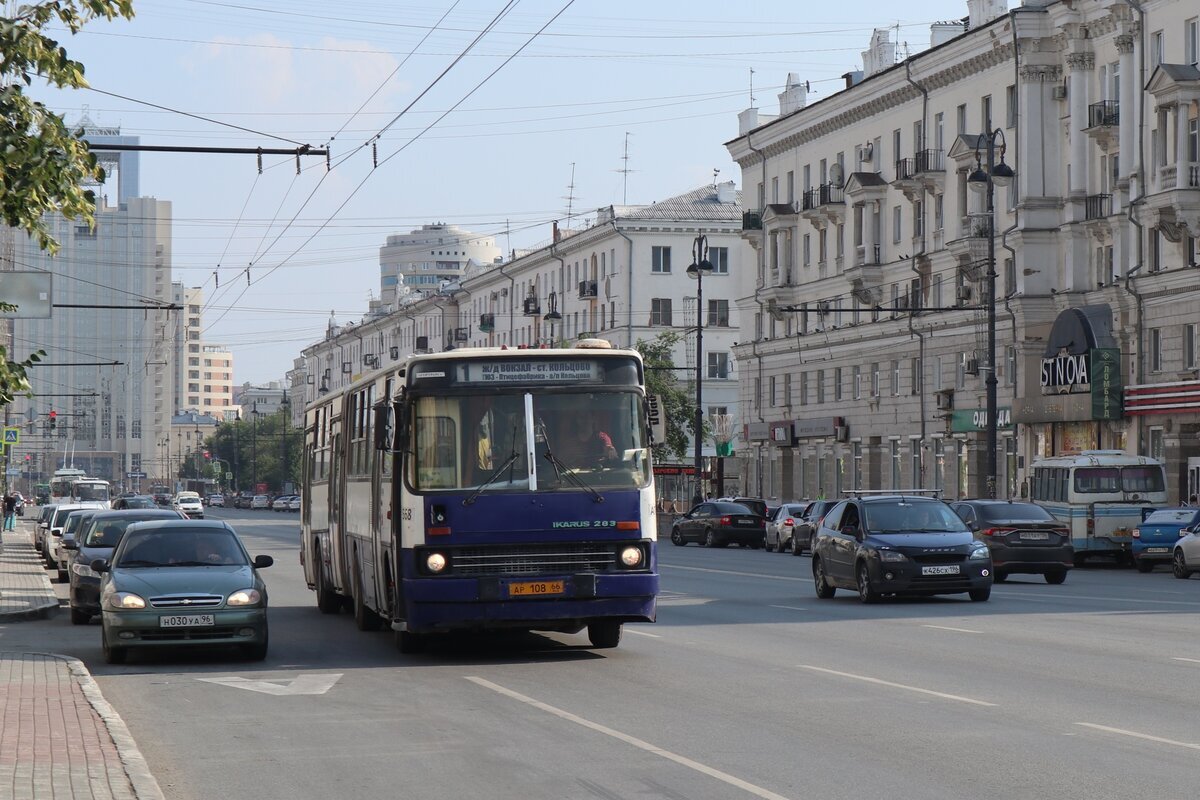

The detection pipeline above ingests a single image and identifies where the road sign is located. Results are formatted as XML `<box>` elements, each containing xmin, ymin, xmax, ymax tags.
<box><xmin>126</xmin><ymin>471</ymin><xmax>147</xmax><ymax>478</ymax></box>
<box><xmin>225</xmin><ymin>472</ymin><xmax>232</xmax><ymax>481</ymax></box>
<box><xmin>3</xmin><ymin>427</ymin><xmax>19</xmax><ymax>445</ymax></box>
<box><xmin>5</xmin><ymin>467</ymin><xmax>20</xmax><ymax>476</ymax></box>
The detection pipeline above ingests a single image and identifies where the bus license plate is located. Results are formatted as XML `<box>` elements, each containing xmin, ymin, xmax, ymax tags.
<box><xmin>508</xmin><ymin>580</ymin><xmax>565</xmax><ymax>597</ymax></box>
<box><xmin>159</xmin><ymin>614</ymin><xmax>214</xmax><ymax>628</ymax></box>
<box><xmin>921</xmin><ymin>565</ymin><xmax>960</xmax><ymax>576</ymax></box>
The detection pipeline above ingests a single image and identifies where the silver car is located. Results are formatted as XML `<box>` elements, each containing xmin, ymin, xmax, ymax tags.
<box><xmin>1172</xmin><ymin>522</ymin><xmax>1200</xmax><ymax>579</ymax></box>
<box><xmin>765</xmin><ymin>503</ymin><xmax>808</xmax><ymax>553</ymax></box>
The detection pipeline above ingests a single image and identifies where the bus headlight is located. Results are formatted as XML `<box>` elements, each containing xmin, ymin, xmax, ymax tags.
<box><xmin>619</xmin><ymin>546</ymin><xmax>643</xmax><ymax>568</ymax></box>
<box><xmin>425</xmin><ymin>552</ymin><xmax>447</xmax><ymax>573</ymax></box>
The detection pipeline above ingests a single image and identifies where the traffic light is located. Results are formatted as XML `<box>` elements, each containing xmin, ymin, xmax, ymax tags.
<box><xmin>48</xmin><ymin>410</ymin><xmax>57</xmax><ymax>430</ymax></box>
<box><xmin>203</xmin><ymin>450</ymin><xmax>211</xmax><ymax>460</ymax></box>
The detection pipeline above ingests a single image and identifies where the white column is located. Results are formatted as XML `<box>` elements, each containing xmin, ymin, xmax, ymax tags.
<box><xmin>1116</xmin><ymin>33</ymin><xmax>1135</xmax><ymax>194</ymax></box>
<box><xmin>1176</xmin><ymin>101</ymin><xmax>1190</xmax><ymax>186</ymax></box>
<box><xmin>863</xmin><ymin>202</ymin><xmax>877</xmax><ymax>264</ymax></box>
<box><xmin>1066</xmin><ymin>51</ymin><xmax>1094</xmax><ymax>202</ymax></box>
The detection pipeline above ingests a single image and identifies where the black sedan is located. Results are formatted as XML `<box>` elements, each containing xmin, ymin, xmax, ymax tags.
<box><xmin>670</xmin><ymin>501</ymin><xmax>765</xmax><ymax>548</ymax></box>
<box><xmin>790</xmin><ymin>499</ymin><xmax>838</xmax><ymax>556</ymax></box>
<box><xmin>811</xmin><ymin>495</ymin><xmax>993</xmax><ymax>603</ymax></box>
<box><xmin>950</xmin><ymin>500</ymin><xmax>1073</xmax><ymax>584</ymax></box>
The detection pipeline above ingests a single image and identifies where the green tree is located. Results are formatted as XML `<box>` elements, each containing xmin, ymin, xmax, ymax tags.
<box><xmin>633</xmin><ymin>331</ymin><xmax>707</xmax><ymax>462</ymax></box>
<box><xmin>207</xmin><ymin>411</ymin><xmax>301</xmax><ymax>493</ymax></box>
<box><xmin>0</xmin><ymin>2</ymin><xmax>134</xmax><ymax>408</ymax></box>
<box><xmin>1</xmin><ymin>0</ymin><xmax>135</xmax><ymax>254</ymax></box>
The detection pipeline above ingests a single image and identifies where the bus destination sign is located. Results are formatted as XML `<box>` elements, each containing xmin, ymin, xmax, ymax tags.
<box><xmin>465</xmin><ymin>360</ymin><xmax>600</xmax><ymax>384</ymax></box>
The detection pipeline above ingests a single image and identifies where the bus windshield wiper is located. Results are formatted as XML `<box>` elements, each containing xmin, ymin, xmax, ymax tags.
<box><xmin>542</xmin><ymin>450</ymin><xmax>604</xmax><ymax>503</ymax></box>
<box><xmin>462</xmin><ymin>451</ymin><xmax>520</xmax><ymax>506</ymax></box>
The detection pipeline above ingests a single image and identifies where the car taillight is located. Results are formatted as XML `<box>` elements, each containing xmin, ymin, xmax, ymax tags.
<box><xmin>720</xmin><ymin>515</ymin><xmax>731</xmax><ymax>526</ymax></box>
<box><xmin>980</xmin><ymin>527</ymin><xmax>1015</xmax><ymax>537</ymax></box>
<box><xmin>784</xmin><ymin>518</ymin><xmax>795</xmax><ymax>527</ymax></box>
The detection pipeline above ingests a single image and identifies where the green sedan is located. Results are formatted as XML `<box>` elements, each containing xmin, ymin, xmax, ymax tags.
<box><xmin>94</xmin><ymin>519</ymin><xmax>273</xmax><ymax>664</ymax></box>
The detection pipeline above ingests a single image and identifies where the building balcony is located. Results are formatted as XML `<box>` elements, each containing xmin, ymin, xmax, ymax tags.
<box><xmin>800</xmin><ymin>183</ymin><xmax>846</xmax><ymax>227</ymax></box>
<box><xmin>1085</xmin><ymin>193</ymin><xmax>1112</xmax><ymax>221</ymax></box>
<box><xmin>1085</xmin><ymin>101</ymin><xmax>1119</xmax><ymax>151</ymax></box>
<box><xmin>578</xmin><ymin>279</ymin><xmax>598</xmax><ymax>300</ymax></box>
<box><xmin>844</xmin><ymin>260</ymin><xmax>883</xmax><ymax>305</ymax></box>
<box><xmin>1144</xmin><ymin>162</ymin><xmax>1200</xmax><ymax>243</ymax></box>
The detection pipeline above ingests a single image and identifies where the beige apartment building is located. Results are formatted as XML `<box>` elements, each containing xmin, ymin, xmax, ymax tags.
<box><xmin>728</xmin><ymin>0</ymin><xmax>1200</xmax><ymax>502</ymax></box>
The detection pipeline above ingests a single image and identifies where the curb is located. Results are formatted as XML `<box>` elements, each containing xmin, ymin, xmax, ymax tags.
<box><xmin>0</xmin><ymin>597</ymin><xmax>60</xmax><ymax>621</ymax></box>
<box><xmin>53</xmin><ymin>653</ymin><xmax>167</xmax><ymax>800</ymax></box>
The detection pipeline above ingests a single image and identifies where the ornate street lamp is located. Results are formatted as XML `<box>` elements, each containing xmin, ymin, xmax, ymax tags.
<box><xmin>687</xmin><ymin>234</ymin><xmax>715</xmax><ymax>505</ymax></box>
<box><xmin>968</xmin><ymin>128</ymin><xmax>1015</xmax><ymax>498</ymax></box>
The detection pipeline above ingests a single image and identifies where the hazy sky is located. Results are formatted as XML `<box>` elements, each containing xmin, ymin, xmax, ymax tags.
<box><xmin>37</xmin><ymin>0</ymin><xmax>983</xmax><ymax>383</ymax></box>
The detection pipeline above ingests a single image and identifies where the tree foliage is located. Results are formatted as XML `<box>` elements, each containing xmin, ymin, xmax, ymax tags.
<box><xmin>206</xmin><ymin>411</ymin><xmax>302</xmax><ymax>493</ymax></box>
<box><xmin>1</xmin><ymin>1</ymin><xmax>135</xmax><ymax>254</ymax></box>
<box><xmin>0</xmin><ymin>339</ymin><xmax>40</xmax><ymax>404</ymax></box>
<box><xmin>634</xmin><ymin>331</ymin><xmax>708</xmax><ymax>462</ymax></box>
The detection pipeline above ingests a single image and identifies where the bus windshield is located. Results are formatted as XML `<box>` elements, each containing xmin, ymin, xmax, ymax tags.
<box><xmin>1074</xmin><ymin>466</ymin><xmax>1165</xmax><ymax>494</ymax></box>
<box><xmin>411</xmin><ymin>390</ymin><xmax>649</xmax><ymax>493</ymax></box>
<box><xmin>74</xmin><ymin>482</ymin><xmax>110</xmax><ymax>502</ymax></box>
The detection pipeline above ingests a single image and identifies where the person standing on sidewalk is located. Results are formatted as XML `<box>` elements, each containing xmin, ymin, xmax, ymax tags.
<box><xmin>3</xmin><ymin>493</ymin><xmax>15</xmax><ymax>531</ymax></box>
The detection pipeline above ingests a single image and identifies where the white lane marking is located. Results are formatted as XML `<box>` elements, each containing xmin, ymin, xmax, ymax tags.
<box><xmin>1075</xmin><ymin>722</ymin><xmax>1200</xmax><ymax>751</ymax></box>
<box><xmin>1172</xmin><ymin>657</ymin><xmax>1200</xmax><ymax>664</ymax></box>
<box><xmin>664</xmin><ymin>564</ymin><xmax>806</xmax><ymax>582</ymax></box>
<box><xmin>797</xmin><ymin>665</ymin><xmax>997</xmax><ymax>707</ymax></box>
<box><xmin>1002</xmin><ymin>591</ymin><xmax>1200</xmax><ymax>607</ymax></box>
<box><xmin>466</xmin><ymin>677</ymin><xmax>793</xmax><ymax>800</ymax></box>
<box><xmin>769</xmin><ymin>605</ymin><xmax>807</xmax><ymax>611</ymax></box>
<box><xmin>922</xmin><ymin>624</ymin><xmax>982</xmax><ymax>634</ymax></box>
<box><xmin>625</xmin><ymin>628</ymin><xmax>661</xmax><ymax>638</ymax></box>
<box><xmin>197</xmin><ymin>673</ymin><xmax>342</xmax><ymax>696</ymax></box>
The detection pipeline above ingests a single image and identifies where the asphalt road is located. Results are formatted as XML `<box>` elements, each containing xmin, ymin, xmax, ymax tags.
<box><xmin>7</xmin><ymin>508</ymin><xmax>1200</xmax><ymax>800</ymax></box>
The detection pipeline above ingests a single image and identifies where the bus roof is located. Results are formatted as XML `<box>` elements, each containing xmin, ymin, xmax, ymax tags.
<box><xmin>1032</xmin><ymin>451</ymin><xmax>1162</xmax><ymax>467</ymax></box>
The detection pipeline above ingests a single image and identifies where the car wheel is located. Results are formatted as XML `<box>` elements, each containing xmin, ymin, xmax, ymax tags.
<box><xmin>1044</xmin><ymin>569</ymin><xmax>1068</xmax><ymax>585</ymax></box>
<box><xmin>670</xmin><ymin>528</ymin><xmax>685</xmax><ymax>546</ymax></box>
<box><xmin>315</xmin><ymin>548</ymin><xmax>341</xmax><ymax>614</ymax></box>
<box><xmin>993</xmin><ymin>570</ymin><xmax>1008</xmax><ymax>583</ymax></box>
<box><xmin>1173</xmin><ymin>550</ymin><xmax>1192</xmax><ymax>579</ymax></box>
<box><xmin>856</xmin><ymin>561</ymin><xmax>880</xmax><ymax>604</ymax></box>
<box><xmin>587</xmin><ymin>620</ymin><xmax>622</xmax><ymax>649</ymax></box>
<box><xmin>396</xmin><ymin>629</ymin><xmax>427</xmax><ymax>654</ymax></box>
<box><xmin>792</xmin><ymin>535</ymin><xmax>804</xmax><ymax>556</ymax></box>
<box><xmin>969</xmin><ymin>585</ymin><xmax>991</xmax><ymax>602</ymax></box>
<box><xmin>813</xmin><ymin>557</ymin><xmax>836</xmax><ymax>599</ymax></box>
<box><xmin>704</xmin><ymin>529</ymin><xmax>719</xmax><ymax>548</ymax></box>
<box><xmin>780</xmin><ymin>536</ymin><xmax>791</xmax><ymax>554</ymax></box>
<box><xmin>69</xmin><ymin>606</ymin><xmax>91</xmax><ymax>625</ymax></box>
<box><xmin>102</xmin><ymin>629</ymin><xmax>127</xmax><ymax>665</ymax></box>
<box><xmin>765</xmin><ymin>534</ymin><xmax>776</xmax><ymax>553</ymax></box>
<box><xmin>1135</xmin><ymin>559</ymin><xmax>1154</xmax><ymax>573</ymax></box>
<box><xmin>56</xmin><ymin>567</ymin><xmax>68</xmax><ymax>583</ymax></box>
<box><xmin>241</xmin><ymin>627</ymin><xmax>269</xmax><ymax>661</ymax></box>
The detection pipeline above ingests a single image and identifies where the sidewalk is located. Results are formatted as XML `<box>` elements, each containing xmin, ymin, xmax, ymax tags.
<box><xmin>0</xmin><ymin>524</ymin><xmax>165</xmax><ymax>800</ymax></box>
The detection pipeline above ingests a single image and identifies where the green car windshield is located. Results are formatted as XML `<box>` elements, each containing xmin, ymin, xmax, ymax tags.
<box><xmin>116</xmin><ymin>529</ymin><xmax>248</xmax><ymax>568</ymax></box>
<box><xmin>84</xmin><ymin>514</ymin><xmax>182</xmax><ymax>547</ymax></box>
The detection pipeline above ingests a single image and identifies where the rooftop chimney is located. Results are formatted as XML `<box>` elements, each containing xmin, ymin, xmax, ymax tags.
<box><xmin>967</xmin><ymin>0</ymin><xmax>1007</xmax><ymax>28</ymax></box>
<box><xmin>861</xmin><ymin>28</ymin><xmax>896</xmax><ymax>78</ymax></box>
<box><xmin>930</xmin><ymin>20</ymin><xmax>967</xmax><ymax>47</ymax></box>
<box><xmin>842</xmin><ymin>70</ymin><xmax>864</xmax><ymax>90</ymax></box>
<box><xmin>778</xmin><ymin>72</ymin><xmax>808</xmax><ymax>116</ymax></box>
<box><xmin>715</xmin><ymin>181</ymin><xmax>737</xmax><ymax>204</ymax></box>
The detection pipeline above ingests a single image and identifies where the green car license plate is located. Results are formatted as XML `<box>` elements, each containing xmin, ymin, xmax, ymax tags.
<box><xmin>159</xmin><ymin>614</ymin><xmax>215</xmax><ymax>627</ymax></box>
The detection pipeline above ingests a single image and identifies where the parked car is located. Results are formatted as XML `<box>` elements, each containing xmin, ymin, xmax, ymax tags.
<box><xmin>950</xmin><ymin>500</ymin><xmax>1074</xmax><ymax>584</ymax></box>
<box><xmin>1171</xmin><ymin>518</ymin><xmax>1200</xmax><ymax>579</ymax></box>
<box><xmin>94</xmin><ymin>519</ymin><xmax>273</xmax><ymax>663</ymax></box>
<box><xmin>1133</xmin><ymin>508</ymin><xmax>1200</xmax><ymax>573</ymax></box>
<box><xmin>35</xmin><ymin>504</ymin><xmax>58</xmax><ymax>556</ymax></box>
<box><xmin>64</xmin><ymin>508</ymin><xmax>187</xmax><ymax>625</ymax></box>
<box><xmin>670</xmin><ymin>501</ymin><xmax>765</xmax><ymax>548</ymax></box>
<box><xmin>208</xmin><ymin>494</ymin><xmax>225</xmax><ymax>508</ymax></box>
<box><xmin>233</xmin><ymin>494</ymin><xmax>253</xmax><ymax>509</ymax></box>
<box><xmin>765</xmin><ymin>503</ymin><xmax>808</xmax><ymax>553</ymax></box>
<box><xmin>46</xmin><ymin>503</ymin><xmax>101</xmax><ymax>569</ymax></box>
<box><xmin>172</xmin><ymin>492</ymin><xmax>204</xmax><ymax>519</ymax></box>
<box><xmin>287</xmin><ymin>495</ymin><xmax>301</xmax><ymax>512</ymax></box>
<box><xmin>716</xmin><ymin>496</ymin><xmax>769</xmax><ymax>519</ymax></box>
<box><xmin>790</xmin><ymin>500</ymin><xmax>839</xmax><ymax>556</ymax></box>
<box><xmin>112</xmin><ymin>495</ymin><xmax>157</xmax><ymax>510</ymax></box>
<box><xmin>250</xmin><ymin>494</ymin><xmax>271</xmax><ymax>510</ymax></box>
<box><xmin>271</xmin><ymin>495</ymin><xmax>294</xmax><ymax>512</ymax></box>
<box><xmin>57</xmin><ymin>510</ymin><xmax>99</xmax><ymax>582</ymax></box>
<box><xmin>811</xmin><ymin>495</ymin><xmax>993</xmax><ymax>603</ymax></box>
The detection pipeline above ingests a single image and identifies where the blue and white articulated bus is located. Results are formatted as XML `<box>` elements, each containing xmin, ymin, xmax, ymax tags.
<box><xmin>301</xmin><ymin>340</ymin><xmax>659</xmax><ymax>652</ymax></box>
<box><xmin>1030</xmin><ymin>450</ymin><xmax>1166</xmax><ymax>565</ymax></box>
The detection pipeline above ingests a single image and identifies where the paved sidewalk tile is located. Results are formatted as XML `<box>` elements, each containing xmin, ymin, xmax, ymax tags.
<box><xmin>0</xmin><ymin>525</ymin><xmax>59</xmax><ymax>621</ymax></box>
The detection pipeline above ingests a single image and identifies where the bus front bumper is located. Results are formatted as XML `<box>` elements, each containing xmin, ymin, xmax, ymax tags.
<box><xmin>400</xmin><ymin>572</ymin><xmax>658</xmax><ymax>633</ymax></box>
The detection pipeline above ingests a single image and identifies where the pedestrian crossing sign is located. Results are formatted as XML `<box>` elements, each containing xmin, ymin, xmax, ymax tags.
<box><xmin>2</xmin><ymin>427</ymin><xmax>18</xmax><ymax>445</ymax></box>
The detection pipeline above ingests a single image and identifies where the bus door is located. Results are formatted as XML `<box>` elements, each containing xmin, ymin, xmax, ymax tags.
<box><xmin>329</xmin><ymin>425</ymin><xmax>347</xmax><ymax>595</ymax></box>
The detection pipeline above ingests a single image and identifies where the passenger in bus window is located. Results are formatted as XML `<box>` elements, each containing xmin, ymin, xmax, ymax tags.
<box><xmin>558</xmin><ymin>415</ymin><xmax>617</xmax><ymax>468</ymax></box>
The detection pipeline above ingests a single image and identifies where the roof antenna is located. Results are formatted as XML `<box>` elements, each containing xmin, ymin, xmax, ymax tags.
<box><xmin>749</xmin><ymin>67</ymin><xmax>756</xmax><ymax>106</ymax></box>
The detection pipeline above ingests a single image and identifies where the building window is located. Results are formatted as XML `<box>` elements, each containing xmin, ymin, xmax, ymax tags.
<box><xmin>803</xmin><ymin>234</ymin><xmax>811</xmax><ymax>266</ymax></box>
<box><xmin>769</xmin><ymin>375</ymin><xmax>777</xmax><ymax>407</ymax></box>
<box><xmin>891</xmin><ymin>440</ymin><xmax>902</xmax><ymax>489</ymax></box>
<box><xmin>837</xmin><ymin>367</ymin><xmax>845</xmax><ymax>401</ymax></box>
<box><xmin>816</xmin><ymin>369</ymin><xmax>826</xmax><ymax>404</ymax></box>
<box><xmin>799</xmin><ymin>371</ymin><xmax>808</xmax><ymax>406</ymax></box>
<box><xmin>754</xmin><ymin>377</ymin><xmax>761</xmax><ymax>410</ymax></box>
<box><xmin>710</xmin><ymin>246</ymin><xmax>729</xmax><ymax>274</ymax></box>
<box><xmin>981</xmin><ymin>95</ymin><xmax>992</xmax><ymax>130</ymax></box>
<box><xmin>871</xmin><ymin>363</ymin><xmax>880</xmax><ymax>397</ymax></box>
<box><xmin>852</xmin><ymin>442</ymin><xmax>863</xmax><ymax>490</ymax></box>
<box><xmin>1152</xmin><ymin>30</ymin><xmax>1164</xmax><ymax>66</ymax></box>
<box><xmin>783</xmin><ymin>374</ymin><xmax>791</xmax><ymax>407</ymax></box>
<box><xmin>650</xmin><ymin>298</ymin><xmax>672</xmax><ymax>326</ymax></box>
<box><xmin>910</xmin><ymin>357</ymin><xmax>921</xmax><ymax>396</ymax></box>
<box><xmin>1005</xmin><ymin>84</ymin><xmax>1016</xmax><ymax>128</ymax></box>
<box><xmin>1004</xmin><ymin>257</ymin><xmax>1016</xmax><ymax>297</ymax></box>
<box><xmin>1149</xmin><ymin>427</ymin><xmax>1165</xmax><ymax>462</ymax></box>
<box><xmin>1006</xmin><ymin>346</ymin><xmax>1017</xmax><ymax>387</ymax></box>
<box><xmin>707</xmin><ymin>299</ymin><xmax>729</xmax><ymax>327</ymax></box>
<box><xmin>1151</xmin><ymin>328</ymin><xmax>1163</xmax><ymax>372</ymax></box>
<box><xmin>892</xmin><ymin>206</ymin><xmax>902</xmax><ymax>243</ymax></box>
<box><xmin>956</xmin><ymin>103</ymin><xmax>967</xmax><ymax>135</ymax></box>
<box><xmin>1188</xmin><ymin>18</ymin><xmax>1199</xmax><ymax>66</ymax></box>
<box><xmin>911</xmin><ymin>439</ymin><xmax>922</xmax><ymax>488</ymax></box>
<box><xmin>651</xmin><ymin>246</ymin><xmax>671</xmax><ymax>273</ymax></box>
<box><xmin>892</xmin><ymin>360</ymin><xmax>901</xmax><ymax>396</ymax></box>
<box><xmin>1185</xmin><ymin>324</ymin><xmax>1197</xmax><ymax>370</ymax></box>
<box><xmin>851</xmin><ymin>366</ymin><xmax>860</xmax><ymax>400</ymax></box>
<box><xmin>957</xmin><ymin>440</ymin><xmax>969</xmax><ymax>499</ymax></box>
<box><xmin>707</xmin><ymin>352</ymin><xmax>729</xmax><ymax>379</ymax></box>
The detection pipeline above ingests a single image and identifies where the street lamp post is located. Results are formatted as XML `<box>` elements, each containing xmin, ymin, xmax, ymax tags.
<box><xmin>251</xmin><ymin>402</ymin><xmax>259</xmax><ymax>492</ymax></box>
<box><xmin>968</xmin><ymin>128</ymin><xmax>1015</xmax><ymax>499</ymax></box>
<box><xmin>688</xmin><ymin>233</ymin><xmax>714</xmax><ymax>505</ymax></box>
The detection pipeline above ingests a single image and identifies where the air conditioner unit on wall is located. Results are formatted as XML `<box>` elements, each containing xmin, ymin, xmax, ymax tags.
<box><xmin>957</xmin><ymin>285</ymin><xmax>973</xmax><ymax>303</ymax></box>
<box><xmin>1052</xmin><ymin>84</ymin><xmax>1067</xmax><ymax>100</ymax></box>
